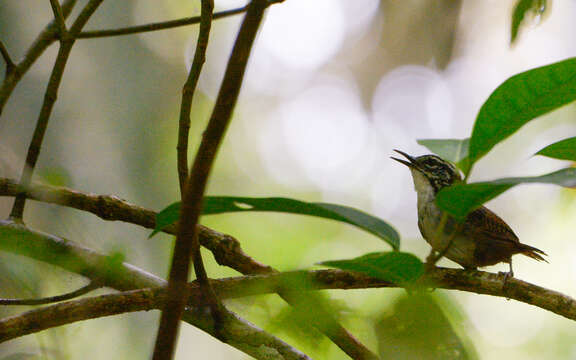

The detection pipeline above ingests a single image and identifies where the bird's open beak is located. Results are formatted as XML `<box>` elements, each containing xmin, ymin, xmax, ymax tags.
<box><xmin>391</xmin><ymin>149</ymin><xmax>417</xmax><ymax>169</ymax></box>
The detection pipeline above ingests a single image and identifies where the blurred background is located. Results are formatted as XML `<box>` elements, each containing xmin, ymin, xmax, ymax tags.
<box><xmin>0</xmin><ymin>0</ymin><xmax>575</xmax><ymax>358</ymax></box>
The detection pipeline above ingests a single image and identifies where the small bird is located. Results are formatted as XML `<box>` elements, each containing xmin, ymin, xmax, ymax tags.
<box><xmin>391</xmin><ymin>149</ymin><xmax>547</xmax><ymax>276</ymax></box>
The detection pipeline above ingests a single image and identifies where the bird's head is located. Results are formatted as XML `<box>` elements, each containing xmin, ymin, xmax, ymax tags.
<box><xmin>391</xmin><ymin>149</ymin><xmax>462</xmax><ymax>193</ymax></box>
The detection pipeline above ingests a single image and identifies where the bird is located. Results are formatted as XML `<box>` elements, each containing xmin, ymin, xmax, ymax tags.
<box><xmin>391</xmin><ymin>149</ymin><xmax>547</xmax><ymax>276</ymax></box>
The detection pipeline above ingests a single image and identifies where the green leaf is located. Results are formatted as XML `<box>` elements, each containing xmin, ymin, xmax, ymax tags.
<box><xmin>318</xmin><ymin>252</ymin><xmax>423</xmax><ymax>284</ymax></box>
<box><xmin>417</xmin><ymin>138</ymin><xmax>469</xmax><ymax>170</ymax></box>
<box><xmin>467</xmin><ymin>57</ymin><xmax>576</xmax><ymax>175</ymax></box>
<box><xmin>535</xmin><ymin>137</ymin><xmax>576</xmax><ymax>161</ymax></box>
<box><xmin>437</xmin><ymin>167</ymin><xmax>576</xmax><ymax>219</ymax></box>
<box><xmin>511</xmin><ymin>0</ymin><xmax>548</xmax><ymax>45</ymax></box>
<box><xmin>151</xmin><ymin>196</ymin><xmax>400</xmax><ymax>249</ymax></box>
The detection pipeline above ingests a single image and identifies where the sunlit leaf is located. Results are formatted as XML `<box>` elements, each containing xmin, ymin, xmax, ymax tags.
<box><xmin>437</xmin><ymin>167</ymin><xmax>576</xmax><ymax>219</ymax></box>
<box><xmin>535</xmin><ymin>137</ymin><xmax>576</xmax><ymax>161</ymax></box>
<box><xmin>318</xmin><ymin>252</ymin><xmax>423</xmax><ymax>284</ymax></box>
<box><xmin>467</xmin><ymin>57</ymin><xmax>576</xmax><ymax>175</ymax></box>
<box><xmin>151</xmin><ymin>197</ymin><xmax>400</xmax><ymax>249</ymax></box>
<box><xmin>417</xmin><ymin>138</ymin><xmax>469</xmax><ymax>170</ymax></box>
<box><xmin>511</xmin><ymin>0</ymin><xmax>548</xmax><ymax>45</ymax></box>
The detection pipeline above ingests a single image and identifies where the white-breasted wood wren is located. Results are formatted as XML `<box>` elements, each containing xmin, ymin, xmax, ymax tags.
<box><xmin>392</xmin><ymin>149</ymin><xmax>547</xmax><ymax>275</ymax></box>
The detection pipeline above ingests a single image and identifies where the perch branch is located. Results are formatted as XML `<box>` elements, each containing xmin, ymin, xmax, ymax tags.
<box><xmin>0</xmin><ymin>178</ymin><xmax>379</xmax><ymax>359</ymax></box>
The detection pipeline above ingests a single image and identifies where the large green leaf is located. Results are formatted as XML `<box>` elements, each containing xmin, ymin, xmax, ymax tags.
<box><xmin>510</xmin><ymin>0</ymin><xmax>548</xmax><ymax>44</ymax></box>
<box><xmin>467</xmin><ymin>57</ymin><xmax>576</xmax><ymax>175</ymax></box>
<box><xmin>151</xmin><ymin>196</ymin><xmax>400</xmax><ymax>249</ymax></box>
<box><xmin>417</xmin><ymin>138</ymin><xmax>469</xmax><ymax>170</ymax></box>
<box><xmin>318</xmin><ymin>252</ymin><xmax>423</xmax><ymax>284</ymax></box>
<box><xmin>535</xmin><ymin>137</ymin><xmax>576</xmax><ymax>161</ymax></box>
<box><xmin>437</xmin><ymin>167</ymin><xmax>576</xmax><ymax>219</ymax></box>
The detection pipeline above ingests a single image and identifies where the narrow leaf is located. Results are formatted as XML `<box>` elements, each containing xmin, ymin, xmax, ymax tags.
<box><xmin>511</xmin><ymin>0</ymin><xmax>548</xmax><ymax>44</ymax></box>
<box><xmin>467</xmin><ymin>57</ymin><xmax>576</xmax><ymax>175</ymax></box>
<box><xmin>319</xmin><ymin>252</ymin><xmax>423</xmax><ymax>284</ymax></box>
<box><xmin>417</xmin><ymin>138</ymin><xmax>469</xmax><ymax>170</ymax></box>
<box><xmin>151</xmin><ymin>196</ymin><xmax>400</xmax><ymax>249</ymax></box>
<box><xmin>437</xmin><ymin>167</ymin><xmax>576</xmax><ymax>219</ymax></box>
<box><xmin>535</xmin><ymin>137</ymin><xmax>576</xmax><ymax>161</ymax></box>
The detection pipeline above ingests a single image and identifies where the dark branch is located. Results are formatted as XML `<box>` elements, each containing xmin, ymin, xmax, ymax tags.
<box><xmin>78</xmin><ymin>6</ymin><xmax>246</xmax><ymax>39</ymax></box>
<box><xmin>0</xmin><ymin>222</ymin><xmax>311</xmax><ymax>360</ymax></box>
<box><xmin>0</xmin><ymin>0</ymin><xmax>77</xmax><ymax>118</ymax></box>
<box><xmin>0</xmin><ymin>280</ymin><xmax>101</xmax><ymax>305</ymax></box>
<box><xmin>49</xmin><ymin>0</ymin><xmax>68</xmax><ymax>36</ymax></box>
<box><xmin>76</xmin><ymin>0</ymin><xmax>285</xmax><ymax>39</ymax></box>
<box><xmin>0</xmin><ymin>40</ymin><xmax>15</xmax><ymax>76</ymax></box>
<box><xmin>0</xmin><ymin>178</ymin><xmax>378</xmax><ymax>359</ymax></box>
<box><xmin>176</xmin><ymin>0</ymin><xmax>215</xmax><ymax>193</ymax></box>
<box><xmin>153</xmin><ymin>0</ymin><xmax>218</xmax><ymax>358</ymax></box>
<box><xmin>9</xmin><ymin>0</ymin><xmax>104</xmax><ymax>220</ymax></box>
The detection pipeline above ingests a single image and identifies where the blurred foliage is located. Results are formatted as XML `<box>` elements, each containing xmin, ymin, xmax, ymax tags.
<box><xmin>510</xmin><ymin>0</ymin><xmax>549</xmax><ymax>44</ymax></box>
<box><xmin>319</xmin><ymin>252</ymin><xmax>424</xmax><ymax>284</ymax></box>
<box><xmin>375</xmin><ymin>293</ymin><xmax>477</xmax><ymax>360</ymax></box>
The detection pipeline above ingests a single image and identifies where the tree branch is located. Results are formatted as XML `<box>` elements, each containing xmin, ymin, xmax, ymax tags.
<box><xmin>2</xmin><ymin>234</ymin><xmax>575</xmax><ymax>347</ymax></box>
<box><xmin>0</xmin><ymin>178</ymin><xmax>379</xmax><ymax>359</ymax></box>
<box><xmin>154</xmin><ymin>0</ymin><xmax>219</xmax><ymax>357</ymax></box>
<box><xmin>76</xmin><ymin>0</ymin><xmax>285</xmax><ymax>39</ymax></box>
<box><xmin>10</xmin><ymin>0</ymin><xmax>104</xmax><ymax>221</ymax></box>
<box><xmin>0</xmin><ymin>221</ymin><xmax>311</xmax><ymax>360</ymax></box>
<box><xmin>0</xmin><ymin>40</ymin><xmax>15</xmax><ymax>76</ymax></box>
<box><xmin>78</xmin><ymin>6</ymin><xmax>246</xmax><ymax>39</ymax></box>
<box><xmin>0</xmin><ymin>280</ymin><xmax>101</xmax><ymax>305</ymax></box>
<box><xmin>176</xmin><ymin>0</ymin><xmax>214</xmax><ymax>193</ymax></box>
<box><xmin>49</xmin><ymin>0</ymin><xmax>68</xmax><ymax>36</ymax></box>
<box><xmin>0</xmin><ymin>0</ymin><xmax>77</xmax><ymax>118</ymax></box>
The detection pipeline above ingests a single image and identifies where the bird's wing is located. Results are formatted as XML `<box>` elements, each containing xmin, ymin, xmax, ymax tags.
<box><xmin>462</xmin><ymin>206</ymin><xmax>520</xmax><ymax>244</ymax></box>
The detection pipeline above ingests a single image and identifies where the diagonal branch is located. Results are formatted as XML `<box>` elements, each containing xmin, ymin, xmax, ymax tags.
<box><xmin>9</xmin><ymin>0</ymin><xmax>104</xmax><ymax>221</ymax></box>
<box><xmin>49</xmin><ymin>0</ymin><xmax>68</xmax><ymax>36</ymax></box>
<box><xmin>76</xmin><ymin>0</ymin><xmax>285</xmax><ymax>39</ymax></box>
<box><xmin>154</xmin><ymin>0</ymin><xmax>217</xmax><ymax>356</ymax></box>
<box><xmin>0</xmin><ymin>0</ymin><xmax>77</xmax><ymax>118</ymax></box>
<box><xmin>0</xmin><ymin>40</ymin><xmax>15</xmax><ymax>76</ymax></box>
<box><xmin>0</xmin><ymin>280</ymin><xmax>101</xmax><ymax>305</ymax></box>
<box><xmin>154</xmin><ymin>0</ymin><xmax>271</xmax><ymax>357</ymax></box>
<box><xmin>0</xmin><ymin>222</ymin><xmax>310</xmax><ymax>360</ymax></box>
<box><xmin>0</xmin><ymin>178</ymin><xmax>378</xmax><ymax>359</ymax></box>
<box><xmin>78</xmin><ymin>6</ymin><xmax>246</xmax><ymax>39</ymax></box>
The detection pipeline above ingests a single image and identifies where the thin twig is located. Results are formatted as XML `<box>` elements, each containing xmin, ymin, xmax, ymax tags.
<box><xmin>154</xmin><ymin>0</ymin><xmax>262</xmax><ymax>354</ymax></box>
<box><xmin>49</xmin><ymin>0</ymin><xmax>68</xmax><ymax>36</ymax></box>
<box><xmin>0</xmin><ymin>222</ymin><xmax>311</xmax><ymax>360</ymax></box>
<box><xmin>0</xmin><ymin>0</ymin><xmax>77</xmax><ymax>118</ymax></box>
<box><xmin>9</xmin><ymin>0</ymin><xmax>104</xmax><ymax>221</ymax></box>
<box><xmin>0</xmin><ymin>178</ymin><xmax>379</xmax><ymax>359</ymax></box>
<box><xmin>78</xmin><ymin>6</ymin><xmax>246</xmax><ymax>39</ymax></box>
<box><xmin>76</xmin><ymin>0</ymin><xmax>285</xmax><ymax>39</ymax></box>
<box><xmin>0</xmin><ymin>280</ymin><xmax>101</xmax><ymax>305</ymax></box>
<box><xmin>0</xmin><ymin>40</ymin><xmax>15</xmax><ymax>76</ymax></box>
<box><xmin>176</xmin><ymin>0</ymin><xmax>214</xmax><ymax>193</ymax></box>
